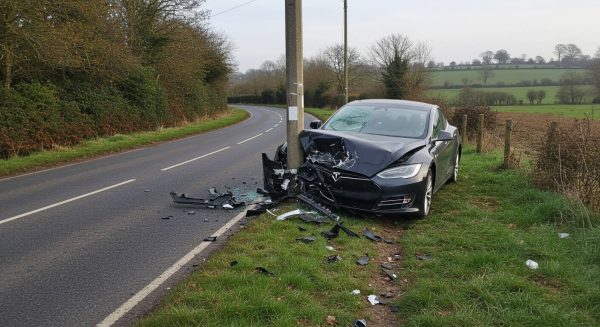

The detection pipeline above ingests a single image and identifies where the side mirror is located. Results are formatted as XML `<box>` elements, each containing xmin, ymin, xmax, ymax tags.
<box><xmin>434</xmin><ymin>130</ymin><xmax>454</xmax><ymax>142</ymax></box>
<box><xmin>309</xmin><ymin>120</ymin><xmax>323</xmax><ymax>129</ymax></box>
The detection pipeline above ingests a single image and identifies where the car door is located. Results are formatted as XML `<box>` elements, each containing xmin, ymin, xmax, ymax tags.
<box><xmin>430</xmin><ymin>108</ymin><xmax>453</xmax><ymax>189</ymax></box>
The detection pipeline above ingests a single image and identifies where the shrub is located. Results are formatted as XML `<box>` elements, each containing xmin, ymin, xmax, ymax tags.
<box><xmin>532</xmin><ymin>119</ymin><xmax>600</xmax><ymax>213</ymax></box>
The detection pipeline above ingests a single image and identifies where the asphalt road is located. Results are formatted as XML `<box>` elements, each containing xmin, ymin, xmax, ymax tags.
<box><xmin>0</xmin><ymin>106</ymin><xmax>310</xmax><ymax>326</ymax></box>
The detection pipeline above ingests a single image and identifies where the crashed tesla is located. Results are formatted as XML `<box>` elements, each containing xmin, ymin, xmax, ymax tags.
<box><xmin>263</xmin><ymin>99</ymin><xmax>461</xmax><ymax>217</ymax></box>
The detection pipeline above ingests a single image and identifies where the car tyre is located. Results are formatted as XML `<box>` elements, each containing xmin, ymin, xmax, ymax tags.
<box><xmin>450</xmin><ymin>151</ymin><xmax>460</xmax><ymax>183</ymax></box>
<box><xmin>417</xmin><ymin>169</ymin><xmax>433</xmax><ymax>218</ymax></box>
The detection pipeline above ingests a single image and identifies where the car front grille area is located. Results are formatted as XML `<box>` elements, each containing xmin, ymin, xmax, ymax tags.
<box><xmin>377</xmin><ymin>195</ymin><xmax>414</xmax><ymax>209</ymax></box>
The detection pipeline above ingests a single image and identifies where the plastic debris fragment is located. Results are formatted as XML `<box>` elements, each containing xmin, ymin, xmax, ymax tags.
<box><xmin>526</xmin><ymin>259</ymin><xmax>539</xmax><ymax>270</ymax></box>
<box><xmin>363</xmin><ymin>228</ymin><xmax>383</xmax><ymax>242</ymax></box>
<box><xmin>255</xmin><ymin>266</ymin><xmax>274</xmax><ymax>276</ymax></box>
<box><xmin>367</xmin><ymin>295</ymin><xmax>379</xmax><ymax>305</ymax></box>
<box><xmin>558</xmin><ymin>232</ymin><xmax>570</xmax><ymax>239</ymax></box>
<box><xmin>203</xmin><ymin>236</ymin><xmax>217</xmax><ymax>242</ymax></box>
<box><xmin>351</xmin><ymin>289</ymin><xmax>361</xmax><ymax>295</ymax></box>
<box><xmin>295</xmin><ymin>236</ymin><xmax>316</xmax><ymax>244</ymax></box>
<box><xmin>356</xmin><ymin>255</ymin><xmax>369</xmax><ymax>266</ymax></box>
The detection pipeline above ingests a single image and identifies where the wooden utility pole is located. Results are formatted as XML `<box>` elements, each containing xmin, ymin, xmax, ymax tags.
<box><xmin>343</xmin><ymin>0</ymin><xmax>348</xmax><ymax>104</ymax></box>
<box><xmin>285</xmin><ymin>0</ymin><xmax>304</xmax><ymax>169</ymax></box>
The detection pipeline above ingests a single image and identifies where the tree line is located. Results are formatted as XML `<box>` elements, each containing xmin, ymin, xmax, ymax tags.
<box><xmin>229</xmin><ymin>34</ymin><xmax>433</xmax><ymax>109</ymax></box>
<box><xmin>0</xmin><ymin>0</ymin><xmax>232</xmax><ymax>158</ymax></box>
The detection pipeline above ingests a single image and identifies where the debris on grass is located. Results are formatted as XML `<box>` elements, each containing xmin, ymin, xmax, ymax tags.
<box><xmin>354</xmin><ymin>319</ymin><xmax>367</xmax><ymax>327</ymax></box>
<box><xmin>356</xmin><ymin>255</ymin><xmax>370</xmax><ymax>266</ymax></box>
<box><xmin>351</xmin><ymin>289</ymin><xmax>361</xmax><ymax>295</ymax></box>
<box><xmin>558</xmin><ymin>232</ymin><xmax>570</xmax><ymax>239</ymax></box>
<box><xmin>255</xmin><ymin>266</ymin><xmax>274</xmax><ymax>276</ymax></box>
<box><xmin>325</xmin><ymin>255</ymin><xmax>342</xmax><ymax>263</ymax></box>
<box><xmin>526</xmin><ymin>259</ymin><xmax>539</xmax><ymax>270</ymax></box>
<box><xmin>363</xmin><ymin>228</ymin><xmax>383</xmax><ymax>242</ymax></box>
<box><xmin>416</xmin><ymin>253</ymin><xmax>432</xmax><ymax>261</ymax></box>
<box><xmin>295</xmin><ymin>236</ymin><xmax>316</xmax><ymax>244</ymax></box>
<box><xmin>229</xmin><ymin>260</ymin><xmax>238</xmax><ymax>267</ymax></box>
<box><xmin>367</xmin><ymin>295</ymin><xmax>380</xmax><ymax>305</ymax></box>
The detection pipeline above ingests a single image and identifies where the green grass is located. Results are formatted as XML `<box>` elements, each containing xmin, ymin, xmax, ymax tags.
<box><xmin>0</xmin><ymin>108</ymin><xmax>250</xmax><ymax>177</ymax></box>
<box><xmin>139</xmin><ymin>148</ymin><xmax>599</xmax><ymax>326</ymax></box>
<box><xmin>427</xmin><ymin>86</ymin><xmax>563</xmax><ymax>105</ymax></box>
<box><xmin>397</xmin><ymin>148</ymin><xmax>599</xmax><ymax>326</ymax></box>
<box><xmin>304</xmin><ymin>107</ymin><xmax>337</xmax><ymax>122</ymax></box>
<box><xmin>493</xmin><ymin>104</ymin><xmax>599</xmax><ymax>119</ymax></box>
<box><xmin>431</xmin><ymin>68</ymin><xmax>584</xmax><ymax>87</ymax></box>
<box><xmin>138</xmin><ymin>205</ymin><xmax>381</xmax><ymax>326</ymax></box>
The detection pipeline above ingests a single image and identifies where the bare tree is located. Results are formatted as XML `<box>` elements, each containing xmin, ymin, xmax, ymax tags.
<box><xmin>588</xmin><ymin>58</ymin><xmax>600</xmax><ymax>96</ymax></box>
<box><xmin>323</xmin><ymin>44</ymin><xmax>362</xmax><ymax>95</ymax></box>
<box><xmin>479</xmin><ymin>66</ymin><xmax>494</xmax><ymax>85</ymax></box>
<box><xmin>554</xmin><ymin>44</ymin><xmax>567</xmax><ymax>63</ymax></box>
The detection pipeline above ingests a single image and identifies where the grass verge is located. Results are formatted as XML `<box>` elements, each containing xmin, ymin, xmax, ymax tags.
<box><xmin>139</xmin><ymin>147</ymin><xmax>599</xmax><ymax>327</ymax></box>
<box><xmin>304</xmin><ymin>107</ymin><xmax>337</xmax><ymax>122</ymax></box>
<box><xmin>0</xmin><ymin>108</ymin><xmax>249</xmax><ymax>177</ymax></box>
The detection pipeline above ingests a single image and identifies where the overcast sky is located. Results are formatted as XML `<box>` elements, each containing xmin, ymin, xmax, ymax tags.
<box><xmin>203</xmin><ymin>0</ymin><xmax>600</xmax><ymax>72</ymax></box>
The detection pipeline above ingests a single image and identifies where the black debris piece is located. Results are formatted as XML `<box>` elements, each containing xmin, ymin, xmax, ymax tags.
<box><xmin>322</xmin><ymin>224</ymin><xmax>340</xmax><ymax>240</ymax></box>
<box><xmin>390</xmin><ymin>306</ymin><xmax>400</xmax><ymax>313</ymax></box>
<box><xmin>170</xmin><ymin>191</ymin><xmax>245</xmax><ymax>209</ymax></box>
<box><xmin>230</xmin><ymin>260</ymin><xmax>238</xmax><ymax>267</ymax></box>
<box><xmin>298</xmin><ymin>225</ymin><xmax>307</xmax><ymax>232</ymax></box>
<box><xmin>255</xmin><ymin>266</ymin><xmax>274</xmax><ymax>276</ymax></box>
<box><xmin>256</xmin><ymin>188</ymin><xmax>270</xmax><ymax>195</ymax></box>
<box><xmin>382</xmin><ymin>268</ymin><xmax>398</xmax><ymax>280</ymax></box>
<box><xmin>144</xmin><ymin>189</ymin><xmax>151</xmax><ymax>192</ymax></box>
<box><xmin>381</xmin><ymin>263</ymin><xmax>393</xmax><ymax>270</ymax></box>
<box><xmin>325</xmin><ymin>255</ymin><xmax>342</xmax><ymax>263</ymax></box>
<box><xmin>383</xmin><ymin>238</ymin><xmax>396</xmax><ymax>244</ymax></box>
<box><xmin>363</xmin><ymin>228</ymin><xmax>383</xmax><ymax>242</ymax></box>
<box><xmin>354</xmin><ymin>319</ymin><xmax>367</xmax><ymax>327</ymax></box>
<box><xmin>203</xmin><ymin>236</ymin><xmax>217</xmax><ymax>242</ymax></box>
<box><xmin>356</xmin><ymin>255</ymin><xmax>369</xmax><ymax>266</ymax></box>
<box><xmin>161</xmin><ymin>215</ymin><xmax>173</xmax><ymax>220</ymax></box>
<box><xmin>295</xmin><ymin>236</ymin><xmax>316</xmax><ymax>244</ymax></box>
<box><xmin>393</xmin><ymin>254</ymin><xmax>402</xmax><ymax>261</ymax></box>
<box><xmin>416</xmin><ymin>254</ymin><xmax>432</xmax><ymax>261</ymax></box>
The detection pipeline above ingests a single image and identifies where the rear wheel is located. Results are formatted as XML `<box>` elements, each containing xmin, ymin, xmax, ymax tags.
<box><xmin>417</xmin><ymin>169</ymin><xmax>433</xmax><ymax>218</ymax></box>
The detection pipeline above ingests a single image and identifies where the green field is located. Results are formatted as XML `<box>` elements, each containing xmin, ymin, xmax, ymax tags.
<box><xmin>431</xmin><ymin>68</ymin><xmax>584</xmax><ymax>87</ymax></box>
<box><xmin>493</xmin><ymin>104</ymin><xmax>599</xmax><ymax>119</ymax></box>
<box><xmin>427</xmin><ymin>86</ymin><xmax>562</xmax><ymax>104</ymax></box>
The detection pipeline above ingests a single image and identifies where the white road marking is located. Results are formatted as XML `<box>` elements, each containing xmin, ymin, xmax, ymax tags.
<box><xmin>236</xmin><ymin>133</ymin><xmax>263</xmax><ymax>145</ymax></box>
<box><xmin>160</xmin><ymin>147</ymin><xmax>230</xmax><ymax>171</ymax></box>
<box><xmin>97</xmin><ymin>210</ymin><xmax>248</xmax><ymax>327</ymax></box>
<box><xmin>0</xmin><ymin>179</ymin><xmax>136</xmax><ymax>226</ymax></box>
<box><xmin>264</xmin><ymin>128</ymin><xmax>273</xmax><ymax>133</ymax></box>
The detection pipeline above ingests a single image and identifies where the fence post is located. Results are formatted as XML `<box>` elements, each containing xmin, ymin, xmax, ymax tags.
<box><xmin>461</xmin><ymin>114</ymin><xmax>468</xmax><ymax>144</ymax></box>
<box><xmin>477</xmin><ymin>114</ymin><xmax>484</xmax><ymax>153</ymax></box>
<box><xmin>503</xmin><ymin>119</ymin><xmax>513</xmax><ymax>168</ymax></box>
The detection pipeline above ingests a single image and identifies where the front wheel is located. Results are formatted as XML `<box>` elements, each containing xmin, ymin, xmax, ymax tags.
<box><xmin>450</xmin><ymin>151</ymin><xmax>460</xmax><ymax>183</ymax></box>
<box><xmin>417</xmin><ymin>169</ymin><xmax>433</xmax><ymax>218</ymax></box>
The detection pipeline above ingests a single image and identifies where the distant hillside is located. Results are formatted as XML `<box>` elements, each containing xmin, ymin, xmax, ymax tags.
<box><xmin>430</xmin><ymin>68</ymin><xmax>585</xmax><ymax>88</ymax></box>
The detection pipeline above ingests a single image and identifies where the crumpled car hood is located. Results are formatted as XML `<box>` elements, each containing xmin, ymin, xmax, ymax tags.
<box><xmin>299</xmin><ymin>129</ymin><xmax>427</xmax><ymax>177</ymax></box>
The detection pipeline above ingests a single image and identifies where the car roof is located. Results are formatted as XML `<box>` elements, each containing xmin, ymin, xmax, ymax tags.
<box><xmin>348</xmin><ymin>99</ymin><xmax>437</xmax><ymax>111</ymax></box>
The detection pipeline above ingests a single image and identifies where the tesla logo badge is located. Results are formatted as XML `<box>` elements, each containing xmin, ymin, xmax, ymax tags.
<box><xmin>332</xmin><ymin>172</ymin><xmax>341</xmax><ymax>182</ymax></box>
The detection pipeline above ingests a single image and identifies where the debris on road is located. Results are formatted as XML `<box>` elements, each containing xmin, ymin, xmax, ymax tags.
<box><xmin>203</xmin><ymin>236</ymin><xmax>217</xmax><ymax>242</ymax></box>
<box><xmin>161</xmin><ymin>215</ymin><xmax>173</xmax><ymax>220</ymax></box>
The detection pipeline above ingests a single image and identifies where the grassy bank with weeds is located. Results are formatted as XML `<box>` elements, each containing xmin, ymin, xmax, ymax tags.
<box><xmin>139</xmin><ymin>147</ymin><xmax>599</xmax><ymax>327</ymax></box>
<box><xmin>304</xmin><ymin>107</ymin><xmax>337</xmax><ymax>122</ymax></box>
<box><xmin>397</xmin><ymin>148</ymin><xmax>600</xmax><ymax>326</ymax></box>
<box><xmin>0</xmin><ymin>108</ymin><xmax>249</xmax><ymax>177</ymax></box>
<box><xmin>138</xmin><ymin>204</ymin><xmax>384</xmax><ymax>326</ymax></box>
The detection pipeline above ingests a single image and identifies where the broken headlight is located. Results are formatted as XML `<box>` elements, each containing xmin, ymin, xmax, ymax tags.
<box><xmin>376</xmin><ymin>164</ymin><xmax>422</xmax><ymax>179</ymax></box>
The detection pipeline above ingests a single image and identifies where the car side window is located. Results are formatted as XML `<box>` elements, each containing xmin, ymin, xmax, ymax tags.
<box><xmin>432</xmin><ymin>108</ymin><xmax>445</xmax><ymax>137</ymax></box>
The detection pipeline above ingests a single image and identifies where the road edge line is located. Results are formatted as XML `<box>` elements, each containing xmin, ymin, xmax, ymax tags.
<box><xmin>96</xmin><ymin>210</ymin><xmax>247</xmax><ymax>327</ymax></box>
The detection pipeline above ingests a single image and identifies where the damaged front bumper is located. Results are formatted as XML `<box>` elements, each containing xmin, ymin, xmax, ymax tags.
<box><xmin>262</xmin><ymin>153</ymin><xmax>429</xmax><ymax>215</ymax></box>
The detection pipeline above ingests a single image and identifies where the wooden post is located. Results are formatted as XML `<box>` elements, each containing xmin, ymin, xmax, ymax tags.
<box><xmin>477</xmin><ymin>114</ymin><xmax>484</xmax><ymax>153</ymax></box>
<box><xmin>461</xmin><ymin>114</ymin><xmax>468</xmax><ymax>144</ymax></box>
<box><xmin>503</xmin><ymin>119</ymin><xmax>513</xmax><ymax>167</ymax></box>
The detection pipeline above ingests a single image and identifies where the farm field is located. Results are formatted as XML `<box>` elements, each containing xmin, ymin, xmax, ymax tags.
<box><xmin>431</xmin><ymin>68</ymin><xmax>584</xmax><ymax>87</ymax></box>
<box><xmin>494</xmin><ymin>104</ymin><xmax>599</xmax><ymax>119</ymax></box>
<box><xmin>428</xmin><ymin>86</ymin><xmax>561</xmax><ymax>104</ymax></box>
